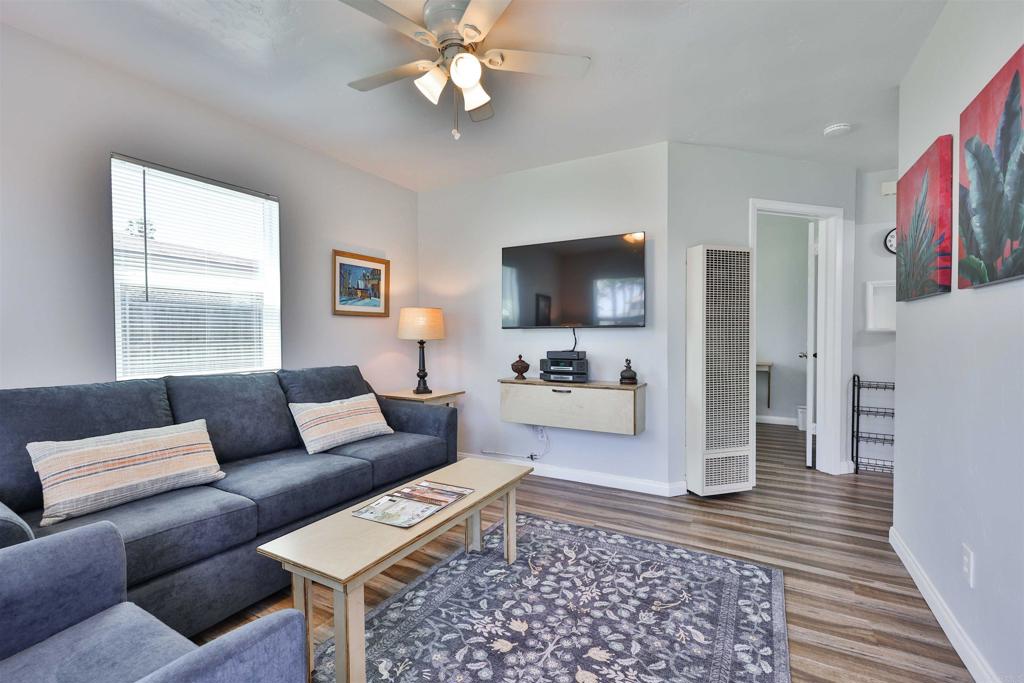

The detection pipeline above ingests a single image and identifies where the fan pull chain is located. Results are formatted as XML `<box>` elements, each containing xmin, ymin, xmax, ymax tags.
<box><xmin>452</xmin><ymin>86</ymin><xmax>461</xmax><ymax>140</ymax></box>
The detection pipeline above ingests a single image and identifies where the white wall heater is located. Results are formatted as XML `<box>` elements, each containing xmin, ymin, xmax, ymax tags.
<box><xmin>686</xmin><ymin>245</ymin><xmax>756</xmax><ymax>496</ymax></box>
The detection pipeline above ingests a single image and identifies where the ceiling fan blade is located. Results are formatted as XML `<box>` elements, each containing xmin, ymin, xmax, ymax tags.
<box><xmin>458</xmin><ymin>0</ymin><xmax>512</xmax><ymax>43</ymax></box>
<box><xmin>482</xmin><ymin>49</ymin><xmax>591</xmax><ymax>78</ymax></box>
<box><xmin>468</xmin><ymin>101</ymin><xmax>494</xmax><ymax>122</ymax></box>
<box><xmin>348</xmin><ymin>60</ymin><xmax>436</xmax><ymax>91</ymax></box>
<box><xmin>336</xmin><ymin>0</ymin><xmax>437</xmax><ymax>48</ymax></box>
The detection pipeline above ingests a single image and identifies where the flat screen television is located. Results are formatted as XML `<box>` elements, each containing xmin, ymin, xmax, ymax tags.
<box><xmin>501</xmin><ymin>232</ymin><xmax>646</xmax><ymax>328</ymax></box>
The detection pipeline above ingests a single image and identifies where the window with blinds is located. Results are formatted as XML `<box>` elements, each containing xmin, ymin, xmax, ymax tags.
<box><xmin>111</xmin><ymin>156</ymin><xmax>281</xmax><ymax>380</ymax></box>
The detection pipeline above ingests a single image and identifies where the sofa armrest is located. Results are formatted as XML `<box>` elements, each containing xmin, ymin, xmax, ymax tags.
<box><xmin>138</xmin><ymin>610</ymin><xmax>307</xmax><ymax>683</ymax></box>
<box><xmin>379</xmin><ymin>398</ymin><xmax>458</xmax><ymax>464</ymax></box>
<box><xmin>0</xmin><ymin>521</ymin><xmax>126</xmax><ymax>659</ymax></box>
<box><xmin>0</xmin><ymin>499</ymin><xmax>32</xmax><ymax>549</ymax></box>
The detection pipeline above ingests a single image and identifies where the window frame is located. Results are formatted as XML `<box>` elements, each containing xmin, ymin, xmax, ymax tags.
<box><xmin>109</xmin><ymin>153</ymin><xmax>283</xmax><ymax>380</ymax></box>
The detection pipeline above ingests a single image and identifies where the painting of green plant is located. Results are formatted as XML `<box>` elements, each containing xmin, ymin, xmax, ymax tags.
<box><xmin>959</xmin><ymin>45</ymin><xmax>1024</xmax><ymax>288</ymax></box>
<box><xmin>897</xmin><ymin>136</ymin><xmax>953</xmax><ymax>301</ymax></box>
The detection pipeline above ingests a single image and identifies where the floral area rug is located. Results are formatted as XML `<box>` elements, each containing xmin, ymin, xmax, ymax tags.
<box><xmin>313</xmin><ymin>514</ymin><xmax>790</xmax><ymax>683</ymax></box>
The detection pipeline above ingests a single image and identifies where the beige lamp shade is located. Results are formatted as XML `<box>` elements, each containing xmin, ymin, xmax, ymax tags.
<box><xmin>397</xmin><ymin>307</ymin><xmax>445</xmax><ymax>340</ymax></box>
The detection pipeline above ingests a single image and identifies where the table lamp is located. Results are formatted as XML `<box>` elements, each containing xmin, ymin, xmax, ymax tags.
<box><xmin>397</xmin><ymin>307</ymin><xmax>445</xmax><ymax>394</ymax></box>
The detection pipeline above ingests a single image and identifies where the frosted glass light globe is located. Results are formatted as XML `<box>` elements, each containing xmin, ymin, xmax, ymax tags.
<box><xmin>450</xmin><ymin>52</ymin><xmax>482</xmax><ymax>89</ymax></box>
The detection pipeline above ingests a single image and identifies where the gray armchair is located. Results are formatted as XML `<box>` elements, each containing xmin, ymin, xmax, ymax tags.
<box><xmin>0</xmin><ymin>521</ymin><xmax>308</xmax><ymax>683</ymax></box>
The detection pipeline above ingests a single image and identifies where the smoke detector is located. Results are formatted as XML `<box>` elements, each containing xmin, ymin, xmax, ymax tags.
<box><xmin>823</xmin><ymin>122</ymin><xmax>853</xmax><ymax>137</ymax></box>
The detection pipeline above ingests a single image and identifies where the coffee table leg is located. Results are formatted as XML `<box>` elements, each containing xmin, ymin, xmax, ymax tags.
<box><xmin>292</xmin><ymin>574</ymin><xmax>315</xmax><ymax>679</ymax></box>
<box><xmin>333</xmin><ymin>585</ymin><xmax>366</xmax><ymax>683</ymax></box>
<box><xmin>465</xmin><ymin>510</ymin><xmax>482</xmax><ymax>552</ymax></box>
<box><xmin>504</xmin><ymin>488</ymin><xmax>517</xmax><ymax>564</ymax></box>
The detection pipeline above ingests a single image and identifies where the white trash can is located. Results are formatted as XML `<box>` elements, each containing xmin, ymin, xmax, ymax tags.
<box><xmin>796</xmin><ymin>406</ymin><xmax>808</xmax><ymax>431</ymax></box>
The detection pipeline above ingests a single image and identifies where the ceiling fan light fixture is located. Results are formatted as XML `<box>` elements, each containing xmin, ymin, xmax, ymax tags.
<box><xmin>414</xmin><ymin>65</ymin><xmax>448</xmax><ymax>105</ymax></box>
<box><xmin>450</xmin><ymin>52</ymin><xmax>482</xmax><ymax>89</ymax></box>
<box><xmin>461</xmin><ymin>82</ymin><xmax>491</xmax><ymax>111</ymax></box>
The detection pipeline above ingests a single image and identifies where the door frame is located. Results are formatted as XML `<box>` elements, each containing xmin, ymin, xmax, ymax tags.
<box><xmin>748</xmin><ymin>198</ymin><xmax>854</xmax><ymax>476</ymax></box>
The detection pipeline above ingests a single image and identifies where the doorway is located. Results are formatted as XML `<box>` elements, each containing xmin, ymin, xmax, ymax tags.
<box><xmin>753</xmin><ymin>214</ymin><xmax>815</xmax><ymax>465</ymax></box>
<box><xmin>749</xmin><ymin>199</ymin><xmax>853</xmax><ymax>475</ymax></box>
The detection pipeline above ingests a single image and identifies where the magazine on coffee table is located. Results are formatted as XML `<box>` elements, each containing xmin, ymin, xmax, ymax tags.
<box><xmin>353</xmin><ymin>480</ymin><xmax>474</xmax><ymax>528</ymax></box>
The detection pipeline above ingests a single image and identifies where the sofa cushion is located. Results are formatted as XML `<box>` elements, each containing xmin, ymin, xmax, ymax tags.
<box><xmin>0</xmin><ymin>379</ymin><xmax>173</xmax><ymax>513</ymax></box>
<box><xmin>212</xmin><ymin>449</ymin><xmax>373</xmax><ymax>533</ymax></box>
<box><xmin>26</xmin><ymin>486</ymin><xmax>257</xmax><ymax>585</ymax></box>
<box><xmin>277</xmin><ymin>365</ymin><xmax>372</xmax><ymax>404</ymax></box>
<box><xmin>165</xmin><ymin>372</ymin><xmax>301</xmax><ymax>462</ymax></box>
<box><xmin>328</xmin><ymin>432</ymin><xmax>448</xmax><ymax>488</ymax></box>
<box><xmin>0</xmin><ymin>602</ymin><xmax>196</xmax><ymax>683</ymax></box>
<box><xmin>28</xmin><ymin>420</ymin><xmax>224</xmax><ymax>527</ymax></box>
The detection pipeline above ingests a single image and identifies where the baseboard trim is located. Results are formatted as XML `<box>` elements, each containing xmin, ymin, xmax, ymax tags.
<box><xmin>756</xmin><ymin>415</ymin><xmax>798</xmax><ymax>426</ymax></box>
<box><xmin>459</xmin><ymin>451</ymin><xmax>686</xmax><ymax>497</ymax></box>
<box><xmin>889</xmin><ymin>526</ymin><xmax>1001</xmax><ymax>683</ymax></box>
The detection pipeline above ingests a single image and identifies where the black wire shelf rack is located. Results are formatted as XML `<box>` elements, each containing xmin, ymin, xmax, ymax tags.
<box><xmin>855</xmin><ymin>406</ymin><xmax>895</xmax><ymax>418</ymax></box>
<box><xmin>856</xmin><ymin>431</ymin><xmax>895</xmax><ymax>446</ymax></box>
<box><xmin>852</xmin><ymin>374</ymin><xmax>894</xmax><ymax>474</ymax></box>
<box><xmin>857</xmin><ymin>457</ymin><xmax>894</xmax><ymax>474</ymax></box>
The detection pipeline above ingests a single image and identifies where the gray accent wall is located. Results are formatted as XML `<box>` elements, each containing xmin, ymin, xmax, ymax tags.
<box><xmin>666</xmin><ymin>143</ymin><xmax>856</xmax><ymax>480</ymax></box>
<box><xmin>896</xmin><ymin>2</ymin><xmax>1024</xmax><ymax>678</ymax></box>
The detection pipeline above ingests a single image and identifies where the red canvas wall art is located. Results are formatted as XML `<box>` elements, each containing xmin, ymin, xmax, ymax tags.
<box><xmin>959</xmin><ymin>44</ymin><xmax>1024</xmax><ymax>288</ymax></box>
<box><xmin>897</xmin><ymin>135</ymin><xmax>953</xmax><ymax>301</ymax></box>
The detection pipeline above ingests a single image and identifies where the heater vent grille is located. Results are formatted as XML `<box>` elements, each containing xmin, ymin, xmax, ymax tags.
<box><xmin>704</xmin><ymin>248</ymin><xmax>751</xmax><ymax>451</ymax></box>
<box><xmin>705</xmin><ymin>453</ymin><xmax>750</xmax><ymax>488</ymax></box>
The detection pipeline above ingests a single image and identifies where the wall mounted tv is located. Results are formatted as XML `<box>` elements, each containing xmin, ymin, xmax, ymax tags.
<box><xmin>501</xmin><ymin>232</ymin><xmax>646</xmax><ymax>329</ymax></box>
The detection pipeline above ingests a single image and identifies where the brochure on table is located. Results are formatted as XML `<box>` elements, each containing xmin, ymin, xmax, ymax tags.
<box><xmin>353</xmin><ymin>481</ymin><xmax>474</xmax><ymax>528</ymax></box>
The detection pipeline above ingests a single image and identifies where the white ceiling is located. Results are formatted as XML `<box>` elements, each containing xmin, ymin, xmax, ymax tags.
<box><xmin>0</xmin><ymin>0</ymin><xmax>943</xmax><ymax>191</ymax></box>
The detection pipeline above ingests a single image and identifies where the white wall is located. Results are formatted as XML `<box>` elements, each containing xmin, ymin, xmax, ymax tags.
<box><xmin>418</xmin><ymin>144</ymin><xmax>674</xmax><ymax>494</ymax></box>
<box><xmin>667</xmin><ymin>143</ymin><xmax>856</xmax><ymax>479</ymax></box>
<box><xmin>755</xmin><ymin>214</ymin><xmax>808</xmax><ymax>422</ymax></box>
<box><xmin>853</xmin><ymin>169</ymin><xmax>897</xmax><ymax>464</ymax></box>
<box><xmin>0</xmin><ymin>26</ymin><xmax>419</xmax><ymax>390</ymax></box>
<box><xmin>894</xmin><ymin>3</ymin><xmax>1024</xmax><ymax>681</ymax></box>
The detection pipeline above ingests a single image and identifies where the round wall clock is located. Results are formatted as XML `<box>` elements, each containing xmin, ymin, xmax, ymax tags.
<box><xmin>884</xmin><ymin>227</ymin><xmax>897</xmax><ymax>254</ymax></box>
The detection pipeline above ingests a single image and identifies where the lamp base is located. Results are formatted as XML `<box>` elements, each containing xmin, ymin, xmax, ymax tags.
<box><xmin>414</xmin><ymin>339</ymin><xmax>432</xmax><ymax>394</ymax></box>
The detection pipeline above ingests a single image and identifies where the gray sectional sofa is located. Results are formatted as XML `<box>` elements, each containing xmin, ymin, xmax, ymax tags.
<box><xmin>0</xmin><ymin>365</ymin><xmax>457</xmax><ymax>637</ymax></box>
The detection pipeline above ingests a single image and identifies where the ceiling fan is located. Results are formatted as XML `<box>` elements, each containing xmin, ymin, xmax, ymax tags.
<box><xmin>340</xmin><ymin>0</ymin><xmax>591</xmax><ymax>136</ymax></box>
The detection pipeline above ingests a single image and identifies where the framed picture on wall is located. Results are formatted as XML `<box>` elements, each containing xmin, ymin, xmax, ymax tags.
<box><xmin>333</xmin><ymin>250</ymin><xmax>390</xmax><ymax>317</ymax></box>
<box><xmin>958</xmin><ymin>44</ymin><xmax>1024</xmax><ymax>288</ymax></box>
<box><xmin>896</xmin><ymin>135</ymin><xmax>953</xmax><ymax>301</ymax></box>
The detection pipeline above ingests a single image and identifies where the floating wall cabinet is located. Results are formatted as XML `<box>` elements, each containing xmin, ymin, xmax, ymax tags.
<box><xmin>865</xmin><ymin>280</ymin><xmax>896</xmax><ymax>332</ymax></box>
<box><xmin>498</xmin><ymin>378</ymin><xmax>646</xmax><ymax>435</ymax></box>
<box><xmin>685</xmin><ymin>245</ymin><xmax>755</xmax><ymax>496</ymax></box>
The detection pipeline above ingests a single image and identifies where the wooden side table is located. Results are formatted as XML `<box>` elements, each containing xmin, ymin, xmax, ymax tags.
<box><xmin>377</xmin><ymin>388</ymin><xmax>465</xmax><ymax>407</ymax></box>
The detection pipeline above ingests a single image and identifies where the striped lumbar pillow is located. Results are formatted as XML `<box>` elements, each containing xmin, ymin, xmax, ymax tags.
<box><xmin>289</xmin><ymin>393</ymin><xmax>393</xmax><ymax>454</ymax></box>
<box><xmin>27</xmin><ymin>419</ymin><xmax>224</xmax><ymax>527</ymax></box>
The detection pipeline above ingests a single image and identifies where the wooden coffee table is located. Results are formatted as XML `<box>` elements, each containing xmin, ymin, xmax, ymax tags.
<box><xmin>257</xmin><ymin>458</ymin><xmax>533</xmax><ymax>683</ymax></box>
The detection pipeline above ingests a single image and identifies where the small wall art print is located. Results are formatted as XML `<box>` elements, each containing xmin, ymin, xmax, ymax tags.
<box><xmin>897</xmin><ymin>135</ymin><xmax>953</xmax><ymax>301</ymax></box>
<box><xmin>333</xmin><ymin>250</ymin><xmax>390</xmax><ymax>317</ymax></box>
<box><xmin>959</xmin><ymin>44</ymin><xmax>1024</xmax><ymax>288</ymax></box>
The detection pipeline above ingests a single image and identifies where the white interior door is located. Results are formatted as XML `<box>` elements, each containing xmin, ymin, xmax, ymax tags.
<box><xmin>804</xmin><ymin>222</ymin><xmax>820</xmax><ymax>467</ymax></box>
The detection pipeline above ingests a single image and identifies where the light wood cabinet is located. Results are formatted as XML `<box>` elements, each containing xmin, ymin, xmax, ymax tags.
<box><xmin>498</xmin><ymin>378</ymin><xmax>646</xmax><ymax>435</ymax></box>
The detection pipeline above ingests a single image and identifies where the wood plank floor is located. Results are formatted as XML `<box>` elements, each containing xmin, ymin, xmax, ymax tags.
<box><xmin>197</xmin><ymin>424</ymin><xmax>970</xmax><ymax>682</ymax></box>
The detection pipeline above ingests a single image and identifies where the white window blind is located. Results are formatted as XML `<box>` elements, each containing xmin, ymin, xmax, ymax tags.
<box><xmin>111</xmin><ymin>156</ymin><xmax>281</xmax><ymax>380</ymax></box>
